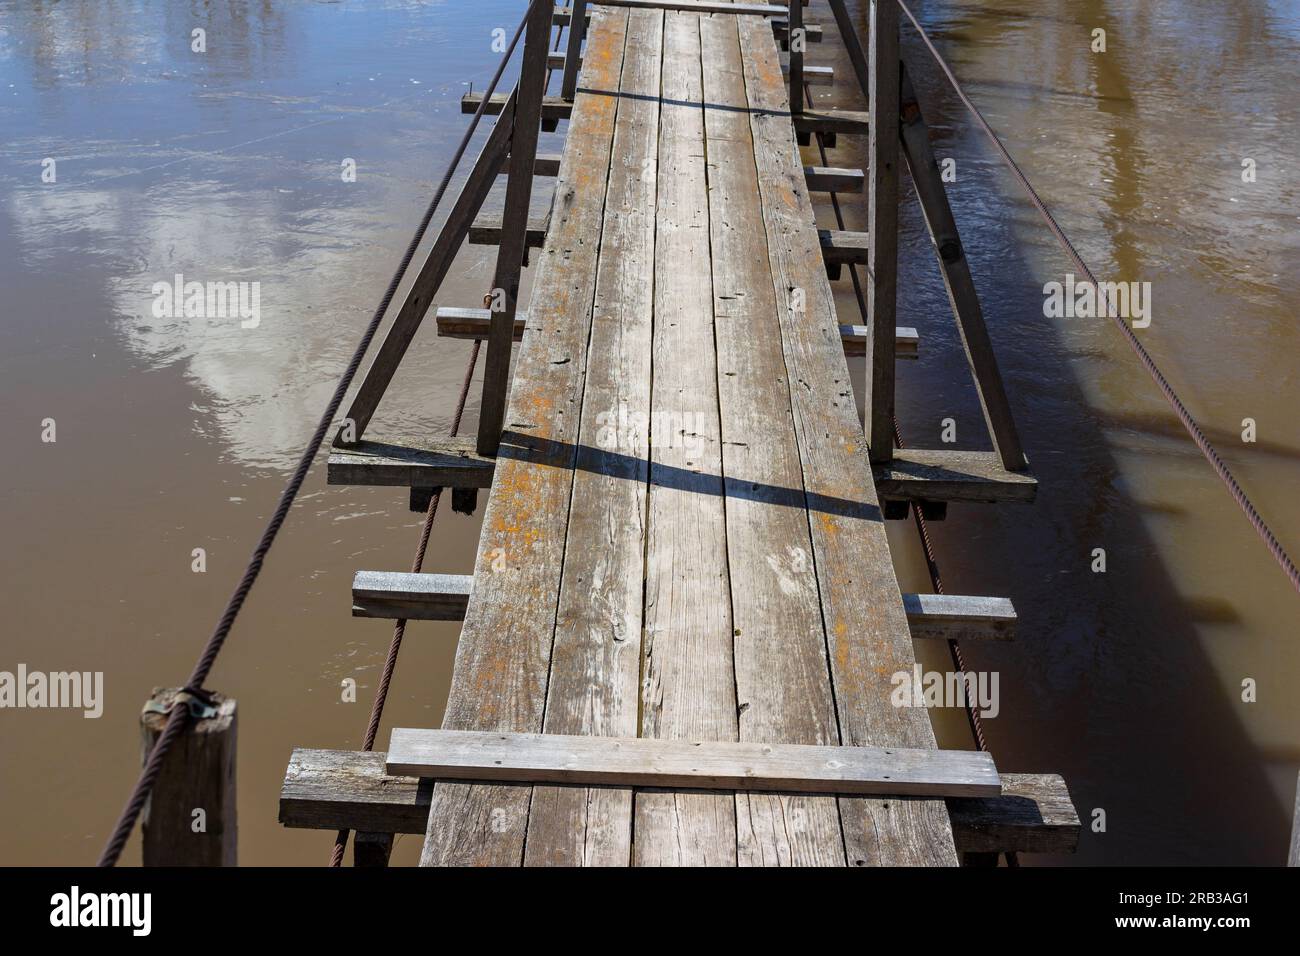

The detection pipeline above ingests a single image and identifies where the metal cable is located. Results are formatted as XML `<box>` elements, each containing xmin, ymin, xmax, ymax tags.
<box><xmin>896</xmin><ymin>0</ymin><xmax>1299</xmax><ymax>595</ymax></box>
<box><xmin>95</xmin><ymin>0</ymin><xmax>541</xmax><ymax>868</ymax></box>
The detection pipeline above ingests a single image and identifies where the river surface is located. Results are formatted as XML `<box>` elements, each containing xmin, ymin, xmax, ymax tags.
<box><xmin>1</xmin><ymin>0</ymin><xmax>1296</xmax><ymax>865</ymax></box>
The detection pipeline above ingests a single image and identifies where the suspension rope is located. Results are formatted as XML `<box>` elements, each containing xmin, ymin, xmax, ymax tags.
<box><xmin>95</xmin><ymin>0</ymin><xmax>542</xmax><ymax>868</ymax></box>
<box><xmin>896</xmin><ymin>0</ymin><xmax>1299</xmax><ymax>596</ymax></box>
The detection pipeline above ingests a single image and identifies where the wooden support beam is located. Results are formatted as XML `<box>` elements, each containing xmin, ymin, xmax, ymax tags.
<box><xmin>899</xmin><ymin>63</ymin><xmax>1027</xmax><ymax>471</ymax></box>
<box><xmin>352</xmin><ymin>571</ymin><xmax>471</xmax><ymax>621</ymax></box>
<box><xmin>503</xmin><ymin>153</ymin><xmax>562</xmax><ymax>177</ymax></box>
<box><xmin>385</xmin><ymin>728</ymin><xmax>1000</xmax><ymax>797</ymax></box>
<box><xmin>434</xmin><ymin>306</ymin><xmax>916</xmax><ymax>357</ymax></box>
<box><xmin>551</xmin><ymin>5</ymin><xmax>589</xmax><ymax>27</ymax></box>
<box><xmin>140</xmin><ymin>688</ymin><xmax>237</xmax><ymax>866</ymax></box>
<box><xmin>282</xmin><ymin>753</ymin><xmax>1077</xmax><ymax>855</ymax></box>
<box><xmin>352</xmin><ymin>573</ymin><xmax>1012</xmax><ymax>647</ymax></box>
<box><xmin>903</xmin><ymin>593</ymin><xmax>1016</xmax><ymax>642</ymax></box>
<box><xmin>773</xmin><ymin>19</ymin><xmax>823</xmax><ymax>46</ymax></box>
<box><xmin>461</xmin><ymin>92</ymin><xmax>572</xmax><ymax>121</ymax></box>
<box><xmin>469</xmin><ymin>216</ymin><xmax>548</xmax><ymax>248</ymax></box>
<box><xmin>783</xmin><ymin>64</ymin><xmax>833</xmax><ymax>86</ymax></box>
<box><xmin>327</xmin><ymin>437</ymin><xmax>495</xmax><ymax>489</ymax></box>
<box><xmin>947</xmin><ymin>773</ymin><xmax>1081</xmax><ymax>855</ymax></box>
<box><xmin>560</xmin><ymin>1</ymin><xmax>588</xmax><ymax>100</ymax></box>
<box><xmin>477</xmin><ymin>0</ymin><xmax>552</xmax><ymax>458</ymax></box>
<box><xmin>353</xmin><ymin>832</ymin><xmax>393</xmax><ymax>867</ymax></box>
<box><xmin>866</xmin><ymin>0</ymin><xmax>900</xmax><ymax>464</ymax></box>
<box><xmin>873</xmin><ymin>448</ymin><xmax>1038</xmax><ymax>503</ymax></box>
<box><xmin>819</xmin><ymin>228</ymin><xmax>869</xmax><ymax>266</ymax></box>
<box><xmin>804</xmin><ymin>165</ymin><xmax>863</xmax><ymax>192</ymax></box>
<box><xmin>841</xmin><ymin>323</ymin><xmax>918</xmax><ymax>359</ymax></box>
<box><xmin>787</xmin><ymin>0</ymin><xmax>803</xmax><ymax>114</ymax></box>
<box><xmin>791</xmin><ymin>108</ymin><xmax>868</xmax><ymax>135</ymax></box>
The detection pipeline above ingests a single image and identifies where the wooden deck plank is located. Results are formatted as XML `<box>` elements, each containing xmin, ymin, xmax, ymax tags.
<box><xmin>418</xmin><ymin>7</ymin><xmax>631</xmax><ymax>867</ymax></box>
<box><xmin>736</xmin><ymin>13</ymin><xmax>960</xmax><ymax>866</ymax></box>
<box><xmin>700</xmin><ymin>10</ymin><xmax>844</xmax><ymax>868</ymax></box>
<box><xmin>283</xmin><ymin>752</ymin><xmax>1080</xmax><ymax>856</ymax></box>
<box><xmin>521</xmin><ymin>6</ymin><xmax>665</xmax><ymax>868</ymax></box>
<box><xmin>634</xmin><ymin>10</ymin><xmax>738</xmax><ymax>867</ymax></box>
<box><xmin>387</xmin><ymin>729</ymin><xmax>1001</xmax><ymax>797</ymax></box>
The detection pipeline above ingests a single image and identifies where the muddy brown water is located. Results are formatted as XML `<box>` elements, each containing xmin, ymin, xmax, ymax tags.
<box><xmin>1</xmin><ymin>0</ymin><xmax>1296</xmax><ymax>865</ymax></box>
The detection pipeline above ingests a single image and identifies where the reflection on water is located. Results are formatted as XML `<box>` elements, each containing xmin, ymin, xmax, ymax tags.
<box><xmin>0</xmin><ymin>0</ymin><xmax>1297</xmax><ymax>864</ymax></box>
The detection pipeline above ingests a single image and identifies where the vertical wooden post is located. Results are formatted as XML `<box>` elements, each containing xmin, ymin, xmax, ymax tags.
<box><xmin>899</xmin><ymin>63</ymin><xmax>1027</xmax><ymax>470</ymax></box>
<box><xmin>561</xmin><ymin>1</ymin><xmax>588</xmax><ymax>101</ymax></box>
<box><xmin>477</xmin><ymin>0</ymin><xmax>553</xmax><ymax>457</ymax></box>
<box><xmin>787</xmin><ymin>0</ymin><xmax>804</xmax><ymax>115</ymax></box>
<box><xmin>827</xmin><ymin>0</ymin><xmax>869</xmax><ymax>98</ymax></box>
<box><xmin>354</xmin><ymin>831</ymin><xmax>394</xmax><ymax>867</ymax></box>
<box><xmin>866</xmin><ymin>0</ymin><xmax>900</xmax><ymax>463</ymax></box>
<box><xmin>139</xmin><ymin>688</ymin><xmax>237</xmax><ymax>866</ymax></box>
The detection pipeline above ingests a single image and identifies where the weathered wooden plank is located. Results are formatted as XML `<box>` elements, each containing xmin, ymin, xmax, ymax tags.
<box><xmin>738</xmin><ymin>12</ymin><xmax>959</xmax><ymax>866</ymax></box>
<box><xmin>783</xmin><ymin>64</ymin><xmax>833</xmax><ymax>86</ymax></box>
<box><xmin>326</xmin><ymin>437</ymin><xmax>495</xmax><ymax>488</ymax></box>
<box><xmin>635</xmin><ymin>10</ymin><xmax>737</xmax><ymax>868</ymax></box>
<box><xmin>283</xmin><ymin>752</ymin><xmax>1079</xmax><ymax>855</ymax></box>
<box><xmin>419</xmin><ymin>7</ymin><xmax>631</xmax><ymax>867</ymax></box>
<box><xmin>873</xmin><ymin>448</ymin><xmax>1038</xmax><ymax>503</ymax></box>
<box><xmin>804</xmin><ymin>165</ymin><xmax>863</xmax><ymax>192</ymax></box>
<box><xmin>503</xmin><ymin>153</ymin><xmax>563</xmax><ymax>177</ymax></box>
<box><xmin>866</xmin><ymin>0</ymin><xmax>901</xmax><ymax>462</ymax></box>
<box><xmin>791</xmin><ymin>108</ymin><xmax>869</xmax><ymax>135</ymax></box>
<box><xmin>523</xmin><ymin>6</ymin><xmax>664</xmax><ymax>868</ymax></box>
<box><xmin>435</xmin><ymin>306</ymin><xmax>527</xmax><ymax>341</ymax></box>
<box><xmin>947</xmin><ymin>773</ymin><xmax>1080</xmax><ymax>855</ymax></box>
<box><xmin>842</xmin><ymin>323</ymin><xmax>919</xmax><ymax>358</ymax></box>
<box><xmin>388</xmin><ymin>729</ymin><xmax>1002</xmax><ymax>797</ymax></box>
<box><xmin>819</xmin><ymin>228</ymin><xmax>870</xmax><ymax>266</ymax></box>
<box><xmin>772</xmin><ymin>19</ymin><xmax>823</xmax><ymax>45</ymax></box>
<box><xmin>350</xmin><ymin>572</ymin><xmax>1016</xmax><ymax>647</ymax></box>
<box><xmin>698</xmin><ymin>9</ymin><xmax>844</xmax><ymax>868</ymax></box>
<box><xmin>467</xmin><ymin>216</ymin><xmax>548</xmax><ymax>248</ymax></box>
<box><xmin>460</xmin><ymin>92</ymin><xmax>572</xmax><ymax>120</ymax></box>
<box><xmin>351</xmin><ymin>571</ymin><xmax>471</xmax><ymax>621</ymax></box>
<box><xmin>434</xmin><ymin>307</ymin><xmax>915</xmax><ymax>356</ymax></box>
<box><xmin>903</xmin><ymin>593</ymin><xmax>1017</xmax><ymax>642</ymax></box>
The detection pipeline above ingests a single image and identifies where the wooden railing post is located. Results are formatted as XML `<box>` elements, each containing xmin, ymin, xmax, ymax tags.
<box><xmin>139</xmin><ymin>688</ymin><xmax>237</xmax><ymax>866</ymax></box>
<box><xmin>787</xmin><ymin>0</ymin><xmax>804</xmax><ymax>115</ymax></box>
<box><xmin>561</xmin><ymin>1</ymin><xmax>588</xmax><ymax>101</ymax></box>
<box><xmin>866</xmin><ymin>0</ymin><xmax>900</xmax><ymax>463</ymax></box>
<box><xmin>477</xmin><ymin>0</ymin><xmax>553</xmax><ymax>457</ymax></box>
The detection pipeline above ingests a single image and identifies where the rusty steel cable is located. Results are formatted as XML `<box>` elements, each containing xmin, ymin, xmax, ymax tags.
<box><xmin>896</xmin><ymin>0</ymin><xmax>1299</xmax><ymax>596</ymax></box>
<box><xmin>95</xmin><ymin>0</ymin><xmax>541</xmax><ymax>868</ymax></box>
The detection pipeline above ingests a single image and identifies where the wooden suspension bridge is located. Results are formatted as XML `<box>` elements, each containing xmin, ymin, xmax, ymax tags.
<box><xmin>130</xmin><ymin>0</ymin><xmax>1092</xmax><ymax>867</ymax></box>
